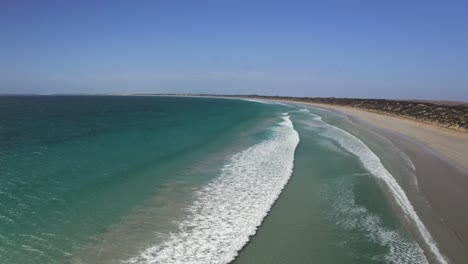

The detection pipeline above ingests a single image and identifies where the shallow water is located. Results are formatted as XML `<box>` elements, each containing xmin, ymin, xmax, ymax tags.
<box><xmin>0</xmin><ymin>96</ymin><xmax>444</xmax><ymax>263</ymax></box>
<box><xmin>233</xmin><ymin>107</ymin><xmax>435</xmax><ymax>264</ymax></box>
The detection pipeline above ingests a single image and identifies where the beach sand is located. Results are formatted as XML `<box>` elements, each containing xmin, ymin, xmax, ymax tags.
<box><xmin>301</xmin><ymin>103</ymin><xmax>468</xmax><ymax>264</ymax></box>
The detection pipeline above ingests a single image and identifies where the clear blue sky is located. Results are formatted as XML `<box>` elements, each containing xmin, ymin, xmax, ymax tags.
<box><xmin>1</xmin><ymin>0</ymin><xmax>467</xmax><ymax>100</ymax></box>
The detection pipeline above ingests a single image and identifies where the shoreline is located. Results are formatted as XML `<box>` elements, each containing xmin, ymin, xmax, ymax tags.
<box><xmin>302</xmin><ymin>103</ymin><xmax>468</xmax><ymax>172</ymax></box>
<box><xmin>146</xmin><ymin>95</ymin><xmax>468</xmax><ymax>263</ymax></box>
<box><xmin>156</xmin><ymin>95</ymin><xmax>468</xmax><ymax>133</ymax></box>
<box><xmin>293</xmin><ymin>101</ymin><xmax>468</xmax><ymax>264</ymax></box>
<box><xmin>133</xmin><ymin>94</ymin><xmax>468</xmax><ymax>263</ymax></box>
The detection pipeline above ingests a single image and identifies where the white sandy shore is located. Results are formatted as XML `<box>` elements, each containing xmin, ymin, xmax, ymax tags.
<box><xmin>299</xmin><ymin>103</ymin><xmax>468</xmax><ymax>172</ymax></box>
<box><xmin>242</xmin><ymin>97</ymin><xmax>468</xmax><ymax>263</ymax></box>
<box><xmin>292</xmin><ymin>101</ymin><xmax>468</xmax><ymax>264</ymax></box>
<box><xmin>170</xmin><ymin>95</ymin><xmax>468</xmax><ymax>262</ymax></box>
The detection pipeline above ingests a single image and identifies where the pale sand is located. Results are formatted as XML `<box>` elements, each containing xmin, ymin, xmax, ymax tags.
<box><xmin>297</xmin><ymin>102</ymin><xmax>468</xmax><ymax>264</ymax></box>
<box><xmin>304</xmin><ymin>103</ymin><xmax>468</xmax><ymax>172</ymax></box>
<box><xmin>200</xmin><ymin>95</ymin><xmax>468</xmax><ymax>262</ymax></box>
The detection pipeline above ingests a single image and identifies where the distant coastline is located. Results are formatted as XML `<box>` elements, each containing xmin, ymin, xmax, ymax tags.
<box><xmin>170</xmin><ymin>94</ymin><xmax>468</xmax><ymax>133</ymax></box>
<box><xmin>3</xmin><ymin>93</ymin><xmax>466</xmax><ymax>133</ymax></box>
<box><xmin>122</xmin><ymin>93</ymin><xmax>468</xmax><ymax>133</ymax></box>
<box><xmin>3</xmin><ymin>93</ymin><xmax>467</xmax><ymax>263</ymax></box>
<box><xmin>295</xmin><ymin>101</ymin><xmax>468</xmax><ymax>264</ymax></box>
<box><xmin>187</xmin><ymin>93</ymin><xmax>468</xmax><ymax>263</ymax></box>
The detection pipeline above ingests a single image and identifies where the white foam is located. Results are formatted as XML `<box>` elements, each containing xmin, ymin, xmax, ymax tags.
<box><xmin>302</xmin><ymin>110</ymin><xmax>322</xmax><ymax>121</ymax></box>
<box><xmin>310</xmin><ymin>114</ymin><xmax>447</xmax><ymax>264</ymax></box>
<box><xmin>126</xmin><ymin>115</ymin><xmax>300</xmax><ymax>264</ymax></box>
<box><xmin>317</xmin><ymin>139</ymin><xmax>350</xmax><ymax>156</ymax></box>
<box><xmin>241</xmin><ymin>98</ymin><xmax>292</xmax><ymax>107</ymax></box>
<box><xmin>241</xmin><ymin>98</ymin><xmax>271</xmax><ymax>104</ymax></box>
<box><xmin>329</xmin><ymin>186</ymin><xmax>428</xmax><ymax>264</ymax></box>
<box><xmin>359</xmin><ymin>125</ymin><xmax>417</xmax><ymax>173</ymax></box>
<box><xmin>275</xmin><ymin>102</ymin><xmax>293</xmax><ymax>107</ymax></box>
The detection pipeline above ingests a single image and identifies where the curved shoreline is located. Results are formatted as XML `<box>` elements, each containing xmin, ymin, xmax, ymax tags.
<box><xmin>295</xmin><ymin>102</ymin><xmax>468</xmax><ymax>264</ymax></box>
<box><xmin>303</xmin><ymin>103</ymin><xmax>468</xmax><ymax>172</ymax></box>
<box><xmin>145</xmin><ymin>95</ymin><xmax>468</xmax><ymax>263</ymax></box>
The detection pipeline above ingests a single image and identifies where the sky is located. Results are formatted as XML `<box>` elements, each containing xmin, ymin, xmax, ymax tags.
<box><xmin>1</xmin><ymin>0</ymin><xmax>468</xmax><ymax>100</ymax></box>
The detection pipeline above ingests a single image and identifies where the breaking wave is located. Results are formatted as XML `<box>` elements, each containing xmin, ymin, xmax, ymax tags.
<box><xmin>126</xmin><ymin>115</ymin><xmax>300</xmax><ymax>264</ymax></box>
<box><xmin>309</xmin><ymin>111</ymin><xmax>447</xmax><ymax>264</ymax></box>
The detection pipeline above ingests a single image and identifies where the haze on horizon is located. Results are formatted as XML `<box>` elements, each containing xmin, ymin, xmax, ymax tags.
<box><xmin>1</xmin><ymin>0</ymin><xmax>467</xmax><ymax>101</ymax></box>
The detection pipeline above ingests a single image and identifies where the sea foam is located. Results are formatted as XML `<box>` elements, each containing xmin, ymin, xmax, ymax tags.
<box><xmin>328</xmin><ymin>185</ymin><xmax>428</xmax><ymax>264</ymax></box>
<box><xmin>242</xmin><ymin>98</ymin><xmax>292</xmax><ymax>107</ymax></box>
<box><xmin>311</xmin><ymin>112</ymin><xmax>448</xmax><ymax>264</ymax></box>
<box><xmin>126</xmin><ymin>115</ymin><xmax>300</xmax><ymax>264</ymax></box>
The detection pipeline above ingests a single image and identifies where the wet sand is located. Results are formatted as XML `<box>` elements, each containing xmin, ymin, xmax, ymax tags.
<box><xmin>302</xmin><ymin>103</ymin><xmax>468</xmax><ymax>264</ymax></box>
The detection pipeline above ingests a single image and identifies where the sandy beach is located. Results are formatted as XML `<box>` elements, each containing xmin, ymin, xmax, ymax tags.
<box><xmin>308</xmin><ymin>104</ymin><xmax>468</xmax><ymax>170</ymax></box>
<box><xmin>299</xmin><ymin>102</ymin><xmax>468</xmax><ymax>264</ymax></box>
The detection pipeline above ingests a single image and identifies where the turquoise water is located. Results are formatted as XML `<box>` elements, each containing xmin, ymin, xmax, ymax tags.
<box><xmin>233</xmin><ymin>107</ymin><xmax>442</xmax><ymax>264</ymax></box>
<box><xmin>0</xmin><ymin>96</ymin><xmax>444</xmax><ymax>263</ymax></box>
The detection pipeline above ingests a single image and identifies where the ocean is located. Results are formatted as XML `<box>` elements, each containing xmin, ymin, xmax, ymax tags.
<box><xmin>0</xmin><ymin>96</ymin><xmax>445</xmax><ymax>263</ymax></box>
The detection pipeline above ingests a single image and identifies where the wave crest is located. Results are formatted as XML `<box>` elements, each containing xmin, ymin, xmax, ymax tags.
<box><xmin>126</xmin><ymin>115</ymin><xmax>300</xmax><ymax>264</ymax></box>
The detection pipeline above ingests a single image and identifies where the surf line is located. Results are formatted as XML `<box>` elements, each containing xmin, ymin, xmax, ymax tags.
<box><xmin>315</xmin><ymin>113</ymin><xmax>448</xmax><ymax>264</ymax></box>
<box><xmin>126</xmin><ymin>114</ymin><xmax>300</xmax><ymax>264</ymax></box>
